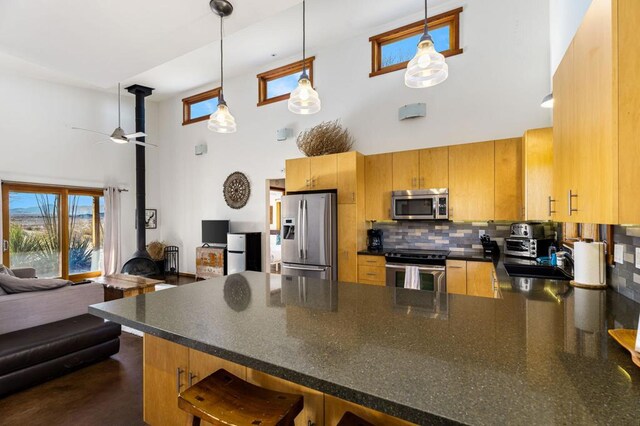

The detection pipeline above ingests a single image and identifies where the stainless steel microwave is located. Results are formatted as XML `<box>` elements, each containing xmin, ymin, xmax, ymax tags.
<box><xmin>391</xmin><ymin>189</ymin><xmax>449</xmax><ymax>220</ymax></box>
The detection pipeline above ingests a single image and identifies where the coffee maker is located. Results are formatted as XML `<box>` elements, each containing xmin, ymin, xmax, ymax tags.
<box><xmin>367</xmin><ymin>229</ymin><xmax>383</xmax><ymax>251</ymax></box>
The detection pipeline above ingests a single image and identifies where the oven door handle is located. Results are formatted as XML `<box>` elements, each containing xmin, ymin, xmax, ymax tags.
<box><xmin>385</xmin><ymin>264</ymin><xmax>446</xmax><ymax>272</ymax></box>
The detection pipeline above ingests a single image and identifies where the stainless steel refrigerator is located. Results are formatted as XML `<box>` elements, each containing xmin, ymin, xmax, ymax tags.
<box><xmin>280</xmin><ymin>193</ymin><xmax>337</xmax><ymax>280</ymax></box>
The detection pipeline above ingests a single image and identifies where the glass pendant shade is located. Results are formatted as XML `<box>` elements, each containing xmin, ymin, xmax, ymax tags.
<box><xmin>208</xmin><ymin>102</ymin><xmax>236</xmax><ymax>133</ymax></box>
<box><xmin>405</xmin><ymin>39</ymin><xmax>448</xmax><ymax>88</ymax></box>
<box><xmin>288</xmin><ymin>76</ymin><xmax>321</xmax><ymax>114</ymax></box>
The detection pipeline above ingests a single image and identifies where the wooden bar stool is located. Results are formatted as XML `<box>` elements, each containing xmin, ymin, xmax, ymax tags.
<box><xmin>178</xmin><ymin>369</ymin><xmax>304</xmax><ymax>426</ymax></box>
<box><xmin>337</xmin><ymin>411</ymin><xmax>376</xmax><ymax>426</ymax></box>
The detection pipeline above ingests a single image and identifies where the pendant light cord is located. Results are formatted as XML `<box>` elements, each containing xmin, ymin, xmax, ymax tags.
<box><xmin>302</xmin><ymin>0</ymin><xmax>307</xmax><ymax>76</ymax></box>
<box><xmin>117</xmin><ymin>82</ymin><xmax>121</xmax><ymax>127</ymax></box>
<box><xmin>220</xmin><ymin>15</ymin><xmax>225</xmax><ymax>101</ymax></box>
<box><xmin>424</xmin><ymin>0</ymin><xmax>429</xmax><ymax>35</ymax></box>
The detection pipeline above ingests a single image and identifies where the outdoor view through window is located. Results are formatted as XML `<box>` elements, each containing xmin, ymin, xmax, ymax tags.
<box><xmin>7</xmin><ymin>190</ymin><xmax>104</xmax><ymax>278</ymax></box>
<box><xmin>381</xmin><ymin>25</ymin><xmax>450</xmax><ymax>67</ymax></box>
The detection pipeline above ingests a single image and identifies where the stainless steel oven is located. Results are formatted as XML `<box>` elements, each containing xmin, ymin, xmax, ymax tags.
<box><xmin>385</xmin><ymin>263</ymin><xmax>446</xmax><ymax>292</ymax></box>
<box><xmin>391</xmin><ymin>189</ymin><xmax>448</xmax><ymax>220</ymax></box>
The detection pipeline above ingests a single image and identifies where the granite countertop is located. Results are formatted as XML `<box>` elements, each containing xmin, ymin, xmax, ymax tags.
<box><xmin>90</xmin><ymin>267</ymin><xmax>640</xmax><ymax>425</ymax></box>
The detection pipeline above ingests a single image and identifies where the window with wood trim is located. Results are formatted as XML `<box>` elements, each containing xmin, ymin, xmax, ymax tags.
<box><xmin>2</xmin><ymin>182</ymin><xmax>105</xmax><ymax>281</ymax></box>
<box><xmin>369</xmin><ymin>7</ymin><xmax>462</xmax><ymax>77</ymax></box>
<box><xmin>257</xmin><ymin>57</ymin><xmax>315</xmax><ymax>107</ymax></box>
<box><xmin>182</xmin><ymin>88</ymin><xmax>220</xmax><ymax>125</ymax></box>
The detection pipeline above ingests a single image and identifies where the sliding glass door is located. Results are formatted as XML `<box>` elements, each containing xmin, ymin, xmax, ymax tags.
<box><xmin>2</xmin><ymin>183</ymin><xmax>104</xmax><ymax>280</ymax></box>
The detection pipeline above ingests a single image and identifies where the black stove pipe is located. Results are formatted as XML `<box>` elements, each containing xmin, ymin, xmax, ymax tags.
<box><xmin>125</xmin><ymin>84</ymin><xmax>154</xmax><ymax>257</ymax></box>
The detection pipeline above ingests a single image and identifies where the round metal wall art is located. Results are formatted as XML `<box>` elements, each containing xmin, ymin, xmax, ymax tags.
<box><xmin>223</xmin><ymin>171</ymin><xmax>250</xmax><ymax>209</ymax></box>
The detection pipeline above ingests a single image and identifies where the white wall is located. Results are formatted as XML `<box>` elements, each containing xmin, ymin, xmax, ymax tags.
<box><xmin>155</xmin><ymin>0</ymin><xmax>551</xmax><ymax>274</ymax></box>
<box><xmin>549</xmin><ymin>0</ymin><xmax>592</xmax><ymax>77</ymax></box>
<box><xmin>0</xmin><ymin>71</ymin><xmax>162</xmax><ymax>268</ymax></box>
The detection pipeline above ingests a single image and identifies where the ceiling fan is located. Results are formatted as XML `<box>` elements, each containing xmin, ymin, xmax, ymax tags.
<box><xmin>72</xmin><ymin>83</ymin><xmax>157</xmax><ymax>148</ymax></box>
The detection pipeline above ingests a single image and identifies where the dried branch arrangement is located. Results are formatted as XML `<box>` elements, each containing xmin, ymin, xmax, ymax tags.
<box><xmin>296</xmin><ymin>119</ymin><xmax>354</xmax><ymax>157</ymax></box>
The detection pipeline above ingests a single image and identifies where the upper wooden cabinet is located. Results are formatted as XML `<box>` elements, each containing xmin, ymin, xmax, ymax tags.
<box><xmin>365</xmin><ymin>153</ymin><xmax>393</xmax><ymax>221</ymax></box>
<box><xmin>420</xmin><ymin>147</ymin><xmax>449</xmax><ymax>189</ymax></box>
<box><xmin>523</xmin><ymin>128</ymin><xmax>554</xmax><ymax>221</ymax></box>
<box><xmin>494</xmin><ymin>138</ymin><xmax>523</xmax><ymax>222</ymax></box>
<box><xmin>285</xmin><ymin>155</ymin><xmax>337</xmax><ymax>192</ymax></box>
<box><xmin>448</xmin><ymin>141</ymin><xmax>495</xmax><ymax>221</ymax></box>
<box><xmin>392</xmin><ymin>147</ymin><xmax>449</xmax><ymax>190</ymax></box>
<box><xmin>553</xmin><ymin>0</ymin><xmax>640</xmax><ymax>224</ymax></box>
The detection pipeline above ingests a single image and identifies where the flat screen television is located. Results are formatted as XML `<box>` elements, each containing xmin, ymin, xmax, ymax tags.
<box><xmin>202</xmin><ymin>220</ymin><xmax>230</xmax><ymax>245</ymax></box>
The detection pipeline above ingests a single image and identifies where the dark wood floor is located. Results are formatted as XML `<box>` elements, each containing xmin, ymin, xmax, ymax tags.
<box><xmin>0</xmin><ymin>333</ymin><xmax>145</xmax><ymax>426</ymax></box>
<box><xmin>0</xmin><ymin>275</ymin><xmax>198</xmax><ymax>426</ymax></box>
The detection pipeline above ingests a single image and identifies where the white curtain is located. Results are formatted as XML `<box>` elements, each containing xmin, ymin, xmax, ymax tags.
<box><xmin>103</xmin><ymin>187</ymin><xmax>121</xmax><ymax>276</ymax></box>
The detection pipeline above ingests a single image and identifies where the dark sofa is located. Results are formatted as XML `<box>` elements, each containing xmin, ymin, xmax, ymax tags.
<box><xmin>0</xmin><ymin>268</ymin><xmax>121</xmax><ymax>397</ymax></box>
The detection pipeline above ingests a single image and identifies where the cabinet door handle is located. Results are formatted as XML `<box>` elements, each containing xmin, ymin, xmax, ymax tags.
<box><xmin>568</xmin><ymin>190</ymin><xmax>578</xmax><ymax>216</ymax></box>
<box><xmin>176</xmin><ymin>368</ymin><xmax>185</xmax><ymax>394</ymax></box>
<box><xmin>548</xmin><ymin>196</ymin><xmax>557</xmax><ymax>217</ymax></box>
<box><xmin>311</xmin><ymin>177</ymin><xmax>316</xmax><ymax>188</ymax></box>
<box><xmin>351</xmin><ymin>192</ymin><xmax>355</xmax><ymax>202</ymax></box>
<box><xmin>412</xmin><ymin>177</ymin><xmax>417</xmax><ymax>188</ymax></box>
<box><xmin>366</xmin><ymin>272</ymin><xmax>377</xmax><ymax>276</ymax></box>
<box><xmin>420</xmin><ymin>177</ymin><xmax>425</xmax><ymax>187</ymax></box>
<box><xmin>188</xmin><ymin>371</ymin><xmax>197</xmax><ymax>387</ymax></box>
<box><xmin>305</xmin><ymin>179</ymin><xmax>310</xmax><ymax>188</ymax></box>
<box><xmin>448</xmin><ymin>266</ymin><xmax>463</xmax><ymax>269</ymax></box>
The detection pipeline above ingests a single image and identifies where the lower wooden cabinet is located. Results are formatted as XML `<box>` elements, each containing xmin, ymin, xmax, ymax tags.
<box><xmin>143</xmin><ymin>335</ymin><xmax>416</xmax><ymax>425</ymax></box>
<box><xmin>247</xmin><ymin>369</ymin><xmax>325</xmax><ymax>426</ymax></box>
<box><xmin>445</xmin><ymin>260</ymin><xmax>497</xmax><ymax>299</ymax></box>
<box><xmin>357</xmin><ymin>255</ymin><xmax>386</xmax><ymax>285</ymax></box>
<box><xmin>324</xmin><ymin>395</ymin><xmax>414</xmax><ymax>426</ymax></box>
<box><xmin>144</xmin><ymin>334</ymin><xmax>248</xmax><ymax>426</ymax></box>
<box><xmin>445</xmin><ymin>260</ymin><xmax>467</xmax><ymax>295</ymax></box>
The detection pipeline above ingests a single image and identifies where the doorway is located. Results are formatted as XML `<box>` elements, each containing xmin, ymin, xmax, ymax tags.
<box><xmin>265</xmin><ymin>179</ymin><xmax>284</xmax><ymax>274</ymax></box>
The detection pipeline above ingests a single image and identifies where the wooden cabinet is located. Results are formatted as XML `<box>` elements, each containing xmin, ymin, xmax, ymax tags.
<box><xmin>324</xmin><ymin>395</ymin><xmax>414</xmax><ymax>426</ymax></box>
<box><xmin>466</xmin><ymin>261</ymin><xmax>496</xmax><ymax>298</ymax></box>
<box><xmin>338</xmin><ymin>204</ymin><xmax>358</xmax><ymax>283</ymax></box>
<box><xmin>285</xmin><ymin>155</ymin><xmax>337</xmax><ymax>192</ymax></box>
<box><xmin>552</xmin><ymin>0</ymin><xmax>640</xmax><ymax>224</ymax></box>
<box><xmin>310</xmin><ymin>154</ymin><xmax>338</xmax><ymax>190</ymax></box>
<box><xmin>247</xmin><ymin>369</ymin><xmax>324</xmax><ymax>426</ymax></box>
<box><xmin>494</xmin><ymin>138</ymin><xmax>523</xmax><ymax>221</ymax></box>
<box><xmin>618</xmin><ymin>0</ymin><xmax>640</xmax><ymax>224</ymax></box>
<box><xmin>143</xmin><ymin>334</ymin><xmax>190</xmax><ymax>426</ymax></box>
<box><xmin>446</xmin><ymin>260</ymin><xmax>497</xmax><ymax>299</ymax></box>
<box><xmin>357</xmin><ymin>255</ymin><xmax>386</xmax><ymax>285</ymax></box>
<box><xmin>285</xmin><ymin>158</ymin><xmax>311</xmax><ymax>192</ymax></box>
<box><xmin>392</xmin><ymin>147</ymin><xmax>449</xmax><ymax>191</ymax></box>
<box><xmin>392</xmin><ymin>150</ymin><xmax>420</xmax><ymax>190</ymax></box>
<box><xmin>337</xmin><ymin>152</ymin><xmax>361</xmax><ymax>204</ymax></box>
<box><xmin>448</xmin><ymin>141</ymin><xmax>495</xmax><ymax>221</ymax></box>
<box><xmin>445</xmin><ymin>260</ymin><xmax>467</xmax><ymax>295</ymax></box>
<box><xmin>419</xmin><ymin>146</ymin><xmax>449</xmax><ymax>189</ymax></box>
<box><xmin>144</xmin><ymin>335</ymin><xmax>250</xmax><ymax>426</ymax></box>
<box><xmin>364</xmin><ymin>153</ymin><xmax>393</xmax><ymax>221</ymax></box>
<box><xmin>522</xmin><ymin>128</ymin><xmax>554</xmax><ymax>221</ymax></box>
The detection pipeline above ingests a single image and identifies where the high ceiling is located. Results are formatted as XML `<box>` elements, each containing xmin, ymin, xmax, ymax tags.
<box><xmin>0</xmin><ymin>0</ymin><xmax>456</xmax><ymax>99</ymax></box>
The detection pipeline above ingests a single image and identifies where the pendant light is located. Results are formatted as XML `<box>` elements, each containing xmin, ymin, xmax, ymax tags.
<box><xmin>288</xmin><ymin>0</ymin><xmax>321</xmax><ymax>115</ymax></box>
<box><xmin>208</xmin><ymin>0</ymin><xmax>237</xmax><ymax>133</ymax></box>
<box><xmin>540</xmin><ymin>93</ymin><xmax>554</xmax><ymax>108</ymax></box>
<box><xmin>405</xmin><ymin>0</ymin><xmax>449</xmax><ymax>88</ymax></box>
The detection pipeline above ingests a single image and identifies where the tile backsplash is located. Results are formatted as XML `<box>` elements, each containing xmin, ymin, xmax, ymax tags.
<box><xmin>608</xmin><ymin>225</ymin><xmax>640</xmax><ymax>303</ymax></box>
<box><xmin>375</xmin><ymin>221</ymin><xmax>515</xmax><ymax>252</ymax></box>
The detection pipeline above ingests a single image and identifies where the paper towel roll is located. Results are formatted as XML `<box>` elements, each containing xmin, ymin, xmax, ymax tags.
<box><xmin>574</xmin><ymin>242</ymin><xmax>605</xmax><ymax>286</ymax></box>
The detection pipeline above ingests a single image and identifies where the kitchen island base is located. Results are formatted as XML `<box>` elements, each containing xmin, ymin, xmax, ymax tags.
<box><xmin>143</xmin><ymin>334</ymin><xmax>414</xmax><ymax>426</ymax></box>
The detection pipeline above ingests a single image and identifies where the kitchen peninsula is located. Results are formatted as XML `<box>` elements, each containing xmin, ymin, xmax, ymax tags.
<box><xmin>90</xmin><ymin>269</ymin><xmax>640</xmax><ymax>425</ymax></box>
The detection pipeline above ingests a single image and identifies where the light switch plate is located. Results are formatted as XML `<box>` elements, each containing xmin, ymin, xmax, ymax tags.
<box><xmin>614</xmin><ymin>244</ymin><xmax>625</xmax><ymax>264</ymax></box>
<box><xmin>636</xmin><ymin>248</ymin><xmax>640</xmax><ymax>269</ymax></box>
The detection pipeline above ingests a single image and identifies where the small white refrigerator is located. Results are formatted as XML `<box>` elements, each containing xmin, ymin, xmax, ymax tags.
<box><xmin>226</xmin><ymin>232</ymin><xmax>262</xmax><ymax>274</ymax></box>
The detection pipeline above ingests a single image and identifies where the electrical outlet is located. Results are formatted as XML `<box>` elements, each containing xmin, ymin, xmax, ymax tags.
<box><xmin>614</xmin><ymin>244</ymin><xmax>625</xmax><ymax>264</ymax></box>
<box><xmin>479</xmin><ymin>230</ymin><xmax>486</xmax><ymax>237</ymax></box>
<box><xmin>636</xmin><ymin>248</ymin><xmax>640</xmax><ymax>269</ymax></box>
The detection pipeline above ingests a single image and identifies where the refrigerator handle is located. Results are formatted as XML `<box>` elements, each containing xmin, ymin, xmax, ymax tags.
<box><xmin>297</xmin><ymin>200</ymin><xmax>303</xmax><ymax>259</ymax></box>
<box><xmin>303</xmin><ymin>199</ymin><xmax>308</xmax><ymax>259</ymax></box>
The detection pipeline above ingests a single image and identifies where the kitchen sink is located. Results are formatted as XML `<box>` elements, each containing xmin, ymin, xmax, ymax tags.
<box><xmin>503</xmin><ymin>263</ymin><xmax>573</xmax><ymax>281</ymax></box>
